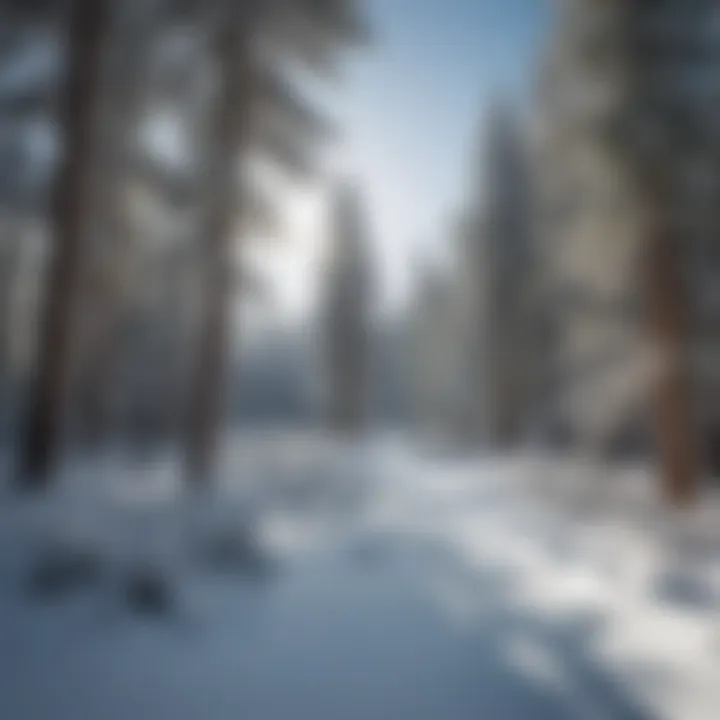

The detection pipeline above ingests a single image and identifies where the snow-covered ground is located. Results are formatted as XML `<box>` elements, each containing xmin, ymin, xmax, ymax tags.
<box><xmin>1</xmin><ymin>433</ymin><xmax>720</xmax><ymax>720</ymax></box>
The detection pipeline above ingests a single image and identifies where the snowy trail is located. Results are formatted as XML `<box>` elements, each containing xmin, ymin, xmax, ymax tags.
<box><xmin>1</xmin><ymin>435</ymin><xmax>718</xmax><ymax>720</ymax></box>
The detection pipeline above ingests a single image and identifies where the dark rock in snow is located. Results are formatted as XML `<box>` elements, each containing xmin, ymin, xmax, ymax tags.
<box><xmin>201</xmin><ymin>527</ymin><xmax>276</xmax><ymax>579</ymax></box>
<box><xmin>124</xmin><ymin>567</ymin><xmax>174</xmax><ymax>617</ymax></box>
<box><xmin>25</xmin><ymin>545</ymin><xmax>102</xmax><ymax>600</ymax></box>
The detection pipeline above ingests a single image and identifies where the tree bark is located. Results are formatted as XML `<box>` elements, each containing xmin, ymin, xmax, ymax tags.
<box><xmin>19</xmin><ymin>0</ymin><xmax>109</xmax><ymax>488</ymax></box>
<box><xmin>646</xmin><ymin>198</ymin><xmax>698</xmax><ymax>506</ymax></box>
<box><xmin>73</xmin><ymin>1</ymin><xmax>159</xmax><ymax>449</ymax></box>
<box><xmin>185</xmin><ymin>0</ymin><xmax>258</xmax><ymax>484</ymax></box>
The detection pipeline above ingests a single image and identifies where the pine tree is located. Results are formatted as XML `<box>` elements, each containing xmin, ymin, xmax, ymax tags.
<box><xmin>408</xmin><ymin>252</ymin><xmax>463</xmax><ymax>441</ymax></box>
<box><xmin>2</xmin><ymin>0</ymin><xmax>367</xmax><ymax>485</ymax></box>
<box><xmin>71</xmin><ymin>0</ymin><xmax>168</xmax><ymax>448</ymax></box>
<box><xmin>323</xmin><ymin>180</ymin><xmax>373</xmax><ymax>434</ymax></box>
<box><xmin>185</xmin><ymin>0</ymin><xmax>368</xmax><ymax>482</ymax></box>
<box><xmin>537</xmin><ymin>0</ymin><xmax>720</xmax><ymax>503</ymax></box>
<box><xmin>459</xmin><ymin>103</ymin><xmax>534</xmax><ymax>448</ymax></box>
<box><xmin>18</xmin><ymin>0</ymin><xmax>111</xmax><ymax>487</ymax></box>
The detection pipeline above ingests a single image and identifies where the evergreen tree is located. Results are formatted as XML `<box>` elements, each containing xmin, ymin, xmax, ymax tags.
<box><xmin>537</xmin><ymin>0</ymin><xmax>720</xmax><ymax>503</ymax></box>
<box><xmin>458</xmin><ymin>103</ymin><xmax>534</xmax><ymax>448</ymax></box>
<box><xmin>322</xmin><ymin>180</ymin><xmax>373</xmax><ymax>434</ymax></box>
<box><xmin>4</xmin><ymin>0</ymin><xmax>368</xmax><ymax>484</ymax></box>
<box><xmin>19</xmin><ymin>0</ymin><xmax>111</xmax><ymax>487</ymax></box>
<box><xmin>70</xmin><ymin>0</ymin><xmax>169</xmax><ymax>448</ymax></box>
<box><xmin>408</xmin><ymin>253</ymin><xmax>463</xmax><ymax>441</ymax></box>
<box><xmin>185</xmin><ymin>0</ymin><xmax>368</xmax><ymax>482</ymax></box>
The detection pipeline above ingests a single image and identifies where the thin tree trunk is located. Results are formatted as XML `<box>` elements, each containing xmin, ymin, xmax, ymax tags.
<box><xmin>646</xmin><ymin>194</ymin><xmax>698</xmax><ymax>506</ymax></box>
<box><xmin>185</xmin><ymin>0</ymin><xmax>258</xmax><ymax>484</ymax></box>
<box><xmin>19</xmin><ymin>0</ymin><xmax>109</xmax><ymax>488</ymax></box>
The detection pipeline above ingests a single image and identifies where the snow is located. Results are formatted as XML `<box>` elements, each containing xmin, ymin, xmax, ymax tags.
<box><xmin>2</xmin><ymin>434</ymin><xmax>720</xmax><ymax>719</ymax></box>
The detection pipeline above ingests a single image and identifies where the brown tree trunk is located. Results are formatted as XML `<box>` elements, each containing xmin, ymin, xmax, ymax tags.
<box><xmin>185</xmin><ymin>1</ymin><xmax>257</xmax><ymax>484</ymax></box>
<box><xmin>646</xmin><ymin>202</ymin><xmax>698</xmax><ymax>506</ymax></box>
<box><xmin>19</xmin><ymin>0</ymin><xmax>109</xmax><ymax>488</ymax></box>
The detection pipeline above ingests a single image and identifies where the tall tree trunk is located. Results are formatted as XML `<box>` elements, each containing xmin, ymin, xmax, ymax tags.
<box><xmin>73</xmin><ymin>1</ymin><xmax>159</xmax><ymax>449</ymax></box>
<box><xmin>185</xmin><ymin>0</ymin><xmax>258</xmax><ymax>484</ymax></box>
<box><xmin>19</xmin><ymin>0</ymin><xmax>109</xmax><ymax>488</ymax></box>
<box><xmin>646</xmin><ymin>193</ymin><xmax>698</xmax><ymax>506</ymax></box>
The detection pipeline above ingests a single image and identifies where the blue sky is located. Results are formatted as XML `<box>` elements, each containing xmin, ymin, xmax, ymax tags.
<box><xmin>259</xmin><ymin>0</ymin><xmax>551</xmax><ymax>324</ymax></box>
<box><xmin>334</xmin><ymin>0</ymin><xmax>551</xmax><ymax>308</ymax></box>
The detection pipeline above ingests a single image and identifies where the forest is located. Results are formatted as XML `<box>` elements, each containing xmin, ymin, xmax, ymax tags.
<box><xmin>2</xmin><ymin>2</ymin><xmax>720</xmax><ymax>720</ymax></box>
